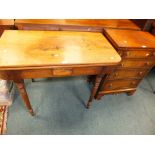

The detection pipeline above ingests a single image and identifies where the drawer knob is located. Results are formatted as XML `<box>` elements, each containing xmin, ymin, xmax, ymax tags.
<box><xmin>153</xmin><ymin>52</ymin><xmax>155</xmax><ymax>56</ymax></box>
<box><xmin>121</xmin><ymin>63</ymin><xmax>124</xmax><ymax>67</ymax></box>
<box><xmin>145</xmin><ymin>53</ymin><xmax>150</xmax><ymax>57</ymax></box>
<box><xmin>145</xmin><ymin>62</ymin><xmax>150</xmax><ymax>66</ymax></box>
<box><xmin>131</xmin><ymin>82</ymin><xmax>135</xmax><ymax>85</ymax></box>
<box><xmin>108</xmin><ymin>84</ymin><xmax>113</xmax><ymax>89</ymax></box>
<box><xmin>139</xmin><ymin>71</ymin><xmax>143</xmax><ymax>76</ymax></box>
<box><xmin>87</xmin><ymin>28</ymin><xmax>91</xmax><ymax>31</ymax></box>
<box><xmin>114</xmin><ymin>73</ymin><xmax>118</xmax><ymax>77</ymax></box>
<box><xmin>126</xmin><ymin>52</ymin><xmax>130</xmax><ymax>56</ymax></box>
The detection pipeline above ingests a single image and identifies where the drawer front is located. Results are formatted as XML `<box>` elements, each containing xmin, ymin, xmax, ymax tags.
<box><xmin>120</xmin><ymin>60</ymin><xmax>155</xmax><ymax>68</ymax></box>
<box><xmin>102</xmin><ymin>79</ymin><xmax>140</xmax><ymax>91</ymax></box>
<box><xmin>123</xmin><ymin>50</ymin><xmax>155</xmax><ymax>59</ymax></box>
<box><xmin>108</xmin><ymin>69</ymin><xmax>148</xmax><ymax>80</ymax></box>
<box><xmin>53</xmin><ymin>68</ymin><xmax>73</xmax><ymax>76</ymax></box>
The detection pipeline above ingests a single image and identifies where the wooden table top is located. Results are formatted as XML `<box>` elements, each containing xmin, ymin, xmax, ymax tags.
<box><xmin>104</xmin><ymin>29</ymin><xmax>155</xmax><ymax>50</ymax></box>
<box><xmin>15</xmin><ymin>19</ymin><xmax>140</xmax><ymax>30</ymax></box>
<box><xmin>0</xmin><ymin>30</ymin><xmax>121</xmax><ymax>69</ymax></box>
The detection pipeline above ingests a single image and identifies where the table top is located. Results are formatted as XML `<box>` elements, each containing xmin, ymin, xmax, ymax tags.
<box><xmin>15</xmin><ymin>19</ymin><xmax>140</xmax><ymax>30</ymax></box>
<box><xmin>104</xmin><ymin>28</ymin><xmax>155</xmax><ymax>50</ymax></box>
<box><xmin>0</xmin><ymin>30</ymin><xmax>121</xmax><ymax>69</ymax></box>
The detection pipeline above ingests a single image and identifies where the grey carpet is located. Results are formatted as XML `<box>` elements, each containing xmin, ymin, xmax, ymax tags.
<box><xmin>7</xmin><ymin>70</ymin><xmax>155</xmax><ymax>135</ymax></box>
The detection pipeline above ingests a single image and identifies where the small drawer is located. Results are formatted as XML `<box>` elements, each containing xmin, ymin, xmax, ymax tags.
<box><xmin>108</xmin><ymin>69</ymin><xmax>148</xmax><ymax>80</ymax></box>
<box><xmin>120</xmin><ymin>60</ymin><xmax>155</xmax><ymax>68</ymax></box>
<box><xmin>101</xmin><ymin>79</ymin><xmax>139</xmax><ymax>91</ymax></box>
<box><xmin>123</xmin><ymin>50</ymin><xmax>154</xmax><ymax>59</ymax></box>
<box><xmin>53</xmin><ymin>68</ymin><xmax>73</xmax><ymax>76</ymax></box>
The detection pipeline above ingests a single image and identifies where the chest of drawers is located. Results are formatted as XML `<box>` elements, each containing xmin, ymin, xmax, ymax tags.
<box><xmin>96</xmin><ymin>29</ymin><xmax>155</xmax><ymax>99</ymax></box>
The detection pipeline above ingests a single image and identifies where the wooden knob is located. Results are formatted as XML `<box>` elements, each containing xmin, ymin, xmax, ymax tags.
<box><xmin>145</xmin><ymin>53</ymin><xmax>150</xmax><ymax>57</ymax></box>
<box><xmin>126</xmin><ymin>52</ymin><xmax>130</xmax><ymax>56</ymax></box>
<box><xmin>131</xmin><ymin>82</ymin><xmax>135</xmax><ymax>85</ymax></box>
<box><xmin>87</xmin><ymin>28</ymin><xmax>91</xmax><ymax>31</ymax></box>
<box><xmin>114</xmin><ymin>73</ymin><xmax>118</xmax><ymax>77</ymax></box>
<box><xmin>153</xmin><ymin>52</ymin><xmax>155</xmax><ymax>56</ymax></box>
<box><xmin>145</xmin><ymin>62</ymin><xmax>150</xmax><ymax>66</ymax></box>
<box><xmin>121</xmin><ymin>63</ymin><xmax>124</xmax><ymax>67</ymax></box>
<box><xmin>108</xmin><ymin>84</ymin><xmax>113</xmax><ymax>89</ymax></box>
<box><xmin>139</xmin><ymin>71</ymin><xmax>143</xmax><ymax>76</ymax></box>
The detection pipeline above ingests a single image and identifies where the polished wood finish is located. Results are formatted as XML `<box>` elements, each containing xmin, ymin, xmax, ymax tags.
<box><xmin>96</xmin><ymin>28</ymin><xmax>155</xmax><ymax>98</ymax></box>
<box><xmin>15</xmin><ymin>79</ymin><xmax>35</xmax><ymax>116</ymax></box>
<box><xmin>0</xmin><ymin>20</ymin><xmax>14</xmax><ymax>36</ymax></box>
<box><xmin>0</xmin><ymin>30</ymin><xmax>121</xmax><ymax>115</ymax></box>
<box><xmin>104</xmin><ymin>29</ymin><xmax>155</xmax><ymax>49</ymax></box>
<box><xmin>0</xmin><ymin>30</ymin><xmax>120</xmax><ymax>68</ymax></box>
<box><xmin>15</xmin><ymin>19</ymin><xmax>141</xmax><ymax>32</ymax></box>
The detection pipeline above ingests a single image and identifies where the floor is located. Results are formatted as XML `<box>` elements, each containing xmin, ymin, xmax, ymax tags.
<box><xmin>7</xmin><ymin>69</ymin><xmax>155</xmax><ymax>135</ymax></box>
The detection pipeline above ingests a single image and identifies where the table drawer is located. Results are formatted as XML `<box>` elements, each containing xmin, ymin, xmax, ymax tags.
<box><xmin>53</xmin><ymin>68</ymin><xmax>73</xmax><ymax>76</ymax></box>
<box><xmin>108</xmin><ymin>69</ymin><xmax>148</xmax><ymax>80</ymax></box>
<box><xmin>123</xmin><ymin>50</ymin><xmax>155</xmax><ymax>59</ymax></box>
<box><xmin>120</xmin><ymin>59</ymin><xmax>155</xmax><ymax>68</ymax></box>
<box><xmin>101</xmin><ymin>79</ymin><xmax>140</xmax><ymax>91</ymax></box>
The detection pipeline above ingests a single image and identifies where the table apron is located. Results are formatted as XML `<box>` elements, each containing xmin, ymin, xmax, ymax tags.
<box><xmin>0</xmin><ymin>66</ymin><xmax>114</xmax><ymax>80</ymax></box>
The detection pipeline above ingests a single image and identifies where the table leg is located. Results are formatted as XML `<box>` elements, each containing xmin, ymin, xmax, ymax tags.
<box><xmin>86</xmin><ymin>75</ymin><xmax>103</xmax><ymax>109</ymax></box>
<box><xmin>14</xmin><ymin>79</ymin><xmax>35</xmax><ymax>116</ymax></box>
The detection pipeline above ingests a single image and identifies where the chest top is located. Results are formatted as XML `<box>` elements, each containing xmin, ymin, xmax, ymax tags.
<box><xmin>103</xmin><ymin>29</ymin><xmax>155</xmax><ymax>50</ymax></box>
<box><xmin>15</xmin><ymin>19</ymin><xmax>140</xmax><ymax>30</ymax></box>
<box><xmin>0</xmin><ymin>30</ymin><xmax>121</xmax><ymax>69</ymax></box>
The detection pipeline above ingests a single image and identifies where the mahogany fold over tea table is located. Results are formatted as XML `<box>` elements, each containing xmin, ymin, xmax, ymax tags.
<box><xmin>0</xmin><ymin>30</ymin><xmax>121</xmax><ymax>116</ymax></box>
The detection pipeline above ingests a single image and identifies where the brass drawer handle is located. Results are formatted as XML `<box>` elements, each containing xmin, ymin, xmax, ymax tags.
<box><xmin>87</xmin><ymin>27</ymin><xmax>91</xmax><ymax>31</ymax></box>
<box><xmin>121</xmin><ymin>63</ymin><xmax>124</xmax><ymax>67</ymax></box>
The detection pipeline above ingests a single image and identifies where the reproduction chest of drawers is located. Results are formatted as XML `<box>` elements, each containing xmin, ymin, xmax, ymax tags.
<box><xmin>96</xmin><ymin>29</ymin><xmax>155</xmax><ymax>99</ymax></box>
